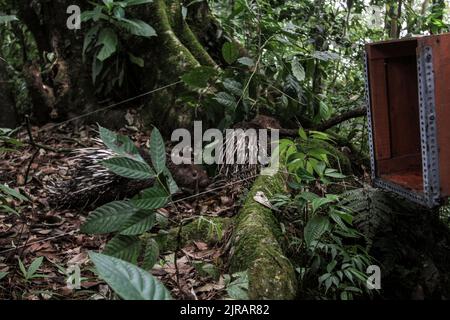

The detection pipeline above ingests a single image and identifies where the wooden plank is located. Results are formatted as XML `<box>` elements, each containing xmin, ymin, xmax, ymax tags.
<box><xmin>377</xmin><ymin>153</ymin><xmax>422</xmax><ymax>173</ymax></box>
<box><xmin>386</xmin><ymin>56</ymin><xmax>421</xmax><ymax>158</ymax></box>
<box><xmin>368</xmin><ymin>58</ymin><xmax>391</xmax><ymax>161</ymax></box>
<box><xmin>368</xmin><ymin>39</ymin><xmax>418</xmax><ymax>60</ymax></box>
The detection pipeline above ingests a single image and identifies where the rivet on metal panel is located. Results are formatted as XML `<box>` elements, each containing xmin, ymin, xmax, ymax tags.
<box><xmin>364</xmin><ymin>53</ymin><xmax>376</xmax><ymax>181</ymax></box>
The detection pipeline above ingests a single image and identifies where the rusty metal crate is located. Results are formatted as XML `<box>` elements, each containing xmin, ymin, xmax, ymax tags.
<box><xmin>365</xmin><ymin>33</ymin><xmax>450</xmax><ymax>208</ymax></box>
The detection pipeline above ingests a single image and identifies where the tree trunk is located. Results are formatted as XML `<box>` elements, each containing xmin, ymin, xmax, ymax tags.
<box><xmin>14</xmin><ymin>0</ymin><xmax>229</xmax><ymax>132</ymax></box>
<box><xmin>0</xmin><ymin>60</ymin><xmax>17</xmax><ymax>128</ymax></box>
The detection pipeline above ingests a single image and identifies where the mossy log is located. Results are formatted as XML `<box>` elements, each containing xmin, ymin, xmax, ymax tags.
<box><xmin>229</xmin><ymin>171</ymin><xmax>297</xmax><ymax>300</ymax></box>
<box><xmin>157</xmin><ymin>216</ymin><xmax>232</xmax><ymax>252</ymax></box>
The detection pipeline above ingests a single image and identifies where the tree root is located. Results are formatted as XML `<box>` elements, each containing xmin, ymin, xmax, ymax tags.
<box><xmin>229</xmin><ymin>171</ymin><xmax>297</xmax><ymax>300</ymax></box>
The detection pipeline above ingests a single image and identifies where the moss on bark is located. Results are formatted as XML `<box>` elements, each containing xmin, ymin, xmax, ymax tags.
<box><xmin>157</xmin><ymin>216</ymin><xmax>232</xmax><ymax>252</ymax></box>
<box><xmin>230</xmin><ymin>171</ymin><xmax>297</xmax><ymax>300</ymax></box>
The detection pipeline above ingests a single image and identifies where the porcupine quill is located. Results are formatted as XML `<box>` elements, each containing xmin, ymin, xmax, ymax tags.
<box><xmin>45</xmin><ymin>139</ymin><xmax>210</xmax><ymax>209</ymax></box>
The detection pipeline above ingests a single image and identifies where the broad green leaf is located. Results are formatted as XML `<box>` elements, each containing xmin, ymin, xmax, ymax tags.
<box><xmin>213</xmin><ymin>92</ymin><xmax>236</xmax><ymax>108</ymax></box>
<box><xmin>83</xmin><ymin>25</ymin><xmax>100</xmax><ymax>57</ymax></box>
<box><xmin>222</xmin><ymin>42</ymin><xmax>240</xmax><ymax>64</ymax></box>
<box><xmin>0</xmin><ymin>184</ymin><xmax>28</xmax><ymax>201</ymax></box>
<box><xmin>291</xmin><ymin>56</ymin><xmax>305</xmax><ymax>82</ymax></box>
<box><xmin>149</xmin><ymin>128</ymin><xmax>166</xmax><ymax>174</ymax></box>
<box><xmin>89</xmin><ymin>252</ymin><xmax>172</xmax><ymax>300</ymax></box>
<box><xmin>311</xmin><ymin>197</ymin><xmax>336</xmax><ymax>213</ymax></box>
<box><xmin>298</xmin><ymin>127</ymin><xmax>308</xmax><ymax>140</ymax></box>
<box><xmin>97</xmin><ymin>28</ymin><xmax>118</xmax><ymax>61</ymax></box>
<box><xmin>298</xmin><ymin>192</ymin><xmax>320</xmax><ymax>201</ymax></box>
<box><xmin>118</xmin><ymin>18</ymin><xmax>156</xmax><ymax>37</ymax></box>
<box><xmin>223</xmin><ymin>79</ymin><xmax>243</xmax><ymax>96</ymax></box>
<box><xmin>325</xmin><ymin>170</ymin><xmax>346</xmax><ymax>179</ymax></box>
<box><xmin>237</xmin><ymin>57</ymin><xmax>255</xmax><ymax>67</ymax></box>
<box><xmin>202</xmin><ymin>263</ymin><xmax>220</xmax><ymax>281</ymax></box>
<box><xmin>162</xmin><ymin>168</ymin><xmax>179</xmax><ymax>194</ymax></box>
<box><xmin>98</xmin><ymin>126</ymin><xmax>142</xmax><ymax>160</ymax></box>
<box><xmin>311</xmin><ymin>51</ymin><xmax>340</xmax><ymax>61</ymax></box>
<box><xmin>132</xmin><ymin>185</ymin><xmax>169</xmax><ymax>210</ymax></box>
<box><xmin>0</xmin><ymin>15</ymin><xmax>18</xmax><ymax>24</ymax></box>
<box><xmin>113</xmin><ymin>6</ymin><xmax>125</xmax><ymax>19</ymax></box>
<box><xmin>181</xmin><ymin>66</ymin><xmax>217</xmax><ymax>89</ymax></box>
<box><xmin>119</xmin><ymin>210</ymin><xmax>156</xmax><ymax>235</ymax></box>
<box><xmin>81</xmin><ymin>201</ymin><xmax>136</xmax><ymax>234</ymax></box>
<box><xmin>104</xmin><ymin>235</ymin><xmax>141</xmax><ymax>263</ymax></box>
<box><xmin>82</xmin><ymin>6</ymin><xmax>108</xmax><ymax>22</ymax></box>
<box><xmin>226</xmin><ymin>271</ymin><xmax>249</xmax><ymax>300</ymax></box>
<box><xmin>142</xmin><ymin>238</ymin><xmax>159</xmax><ymax>270</ymax></box>
<box><xmin>304</xmin><ymin>216</ymin><xmax>330</xmax><ymax>248</ymax></box>
<box><xmin>101</xmin><ymin>157</ymin><xmax>154</xmax><ymax>180</ymax></box>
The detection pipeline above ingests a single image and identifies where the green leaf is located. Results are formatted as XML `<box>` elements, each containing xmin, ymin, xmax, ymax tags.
<box><xmin>311</xmin><ymin>197</ymin><xmax>336</xmax><ymax>213</ymax></box>
<box><xmin>149</xmin><ymin>128</ymin><xmax>166</xmax><ymax>174</ymax></box>
<box><xmin>132</xmin><ymin>185</ymin><xmax>169</xmax><ymax>210</ymax></box>
<box><xmin>83</xmin><ymin>25</ymin><xmax>100</xmax><ymax>57</ymax></box>
<box><xmin>226</xmin><ymin>271</ymin><xmax>249</xmax><ymax>300</ymax></box>
<box><xmin>325</xmin><ymin>170</ymin><xmax>346</xmax><ymax>179</ymax></box>
<box><xmin>128</xmin><ymin>53</ymin><xmax>144</xmax><ymax>67</ymax></box>
<box><xmin>222</xmin><ymin>42</ymin><xmax>240</xmax><ymax>64</ymax></box>
<box><xmin>27</xmin><ymin>257</ymin><xmax>44</xmax><ymax>278</ymax></box>
<box><xmin>89</xmin><ymin>252</ymin><xmax>172</xmax><ymax>300</ymax></box>
<box><xmin>181</xmin><ymin>66</ymin><xmax>217</xmax><ymax>89</ymax></box>
<box><xmin>125</xmin><ymin>0</ymin><xmax>153</xmax><ymax>6</ymax></box>
<box><xmin>104</xmin><ymin>235</ymin><xmax>142</xmax><ymax>263</ymax></box>
<box><xmin>0</xmin><ymin>205</ymin><xmax>19</xmax><ymax>216</ymax></box>
<box><xmin>311</xmin><ymin>51</ymin><xmax>340</xmax><ymax>61</ymax></box>
<box><xmin>92</xmin><ymin>58</ymin><xmax>103</xmax><ymax>83</ymax></box>
<box><xmin>162</xmin><ymin>168</ymin><xmax>179</xmax><ymax>194</ymax></box>
<box><xmin>18</xmin><ymin>259</ymin><xmax>27</xmax><ymax>278</ymax></box>
<box><xmin>118</xmin><ymin>19</ymin><xmax>156</xmax><ymax>37</ymax></box>
<box><xmin>202</xmin><ymin>263</ymin><xmax>220</xmax><ymax>281</ymax></box>
<box><xmin>98</xmin><ymin>126</ymin><xmax>142</xmax><ymax>160</ymax></box>
<box><xmin>304</xmin><ymin>216</ymin><xmax>330</xmax><ymax>248</ymax></box>
<box><xmin>142</xmin><ymin>238</ymin><xmax>159</xmax><ymax>270</ymax></box>
<box><xmin>0</xmin><ymin>184</ymin><xmax>28</xmax><ymax>201</ymax></box>
<box><xmin>298</xmin><ymin>192</ymin><xmax>320</xmax><ymax>201</ymax></box>
<box><xmin>223</xmin><ymin>79</ymin><xmax>243</xmax><ymax>96</ymax></box>
<box><xmin>0</xmin><ymin>15</ymin><xmax>18</xmax><ymax>24</ymax></box>
<box><xmin>291</xmin><ymin>56</ymin><xmax>305</xmax><ymax>82</ymax></box>
<box><xmin>237</xmin><ymin>56</ymin><xmax>255</xmax><ymax>67</ymax></box>
<box><xmin>214</xmin><ymin>92</ymin><xmax>236</xmax><ymax>108</ymax></box>
<box><xmin>113</xmin><ymin>6</ymin><xmax>125</xmax><ymax>19</ymax></box>
<box><xmin>102</xmin><ymin>157</ymin><xmax>154</xmax><ymax>180</ymax></box>
<box><xmin>120</xmin><ymin>210</ymin><xmax>156</xmax><ymax>235</ymax></box>
<box><xmin>97</xmin><ymin>28</ymin><xmax>118</xmax><ymax>61</ymax></box>
<box><xmin>81</xmin><ymin>201</ymin><xmax>137</xmax><ymax>234</ymax></box>
<box><xmin>0</xmin><ymin>271</ymin><xmax>8</xmax><ymax>281</ymax></box>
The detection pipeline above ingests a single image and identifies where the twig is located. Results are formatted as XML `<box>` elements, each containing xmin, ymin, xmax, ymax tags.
<box><xmin>24</xmin><ymin>149</ymin><xmax>39</xmax><ymax>186</ymax></box>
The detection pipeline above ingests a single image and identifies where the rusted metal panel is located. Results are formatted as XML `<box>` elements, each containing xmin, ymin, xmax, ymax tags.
<box><xmin>365</xmin><ymin>33</ymin><xmax>450</xmax><ymax>207</ymax></box>
<box><xmin>421</xmin><ymin>34</ymin><xmax>450</xmax><ymax>197</ymax></box>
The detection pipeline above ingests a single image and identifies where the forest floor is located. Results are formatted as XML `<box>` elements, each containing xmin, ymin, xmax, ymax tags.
<box><xmin>0</xmin><ymin>124</ymin><xmax>246</xmax><ymax>300</ymax></box>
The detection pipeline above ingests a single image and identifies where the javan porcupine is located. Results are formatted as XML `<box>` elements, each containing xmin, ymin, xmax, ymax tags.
<box><xmin>45</xmin><ymin>140</ymin><xmax>210</xmax><ymax>208</ymax></box>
